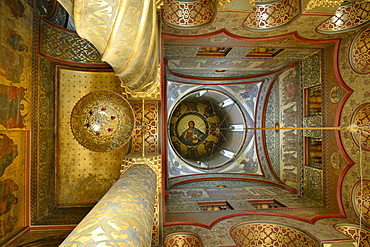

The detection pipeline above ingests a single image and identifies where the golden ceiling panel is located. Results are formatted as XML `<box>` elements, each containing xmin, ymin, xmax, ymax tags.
<box><xmin>350</xmin><ymin>103</ymin><xmax>370</xmax><ymax>151</ymax></box>
<box><xmin>57</xmin><ymin>68</ymin><xmax>128</xmax><ymax>205</ymax></box>
<box><xmin>164</xmin><ymin>232</ymin><xmax>204</xmax><ymax>247</ymax></box>
<box><xmin>230</xmin><ymin>221</ymin><xmax>320</xmax><ymax>247</ymax></box>
<box><xmin>350</xmin><ymin>26</ymin><xmax>370</xmax><ymax>74</ymax></box>
<box><xmin>317</xmin><ymin>2</ymin><xmax>370</xmax><ymax>33</ymax></box>
<box><xmin>163</xmin><ymin>0</ymin><xmax>217</xmax><ymax>28</ymax></box>
<box><xmin>243</xmin><ymin>0</ymin><xmax>300</xmax><ymax>31</ymax></box>
<box><xmin>335</xmin><ymin>224</ymin><xmax>370</xmax><ymax>245</ymax></box>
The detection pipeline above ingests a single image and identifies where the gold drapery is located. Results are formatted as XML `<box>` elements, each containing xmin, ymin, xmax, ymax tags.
<box><xmin>58</xmin><ymin>0</ymin><xmax>159</xmax><ymax>92</ymax></box>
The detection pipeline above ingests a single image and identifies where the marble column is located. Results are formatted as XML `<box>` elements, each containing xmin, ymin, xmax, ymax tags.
<box><xmin>60</xmin><ymin>164</ymin><xmax>157</xmax><ymax>246</ymax></box>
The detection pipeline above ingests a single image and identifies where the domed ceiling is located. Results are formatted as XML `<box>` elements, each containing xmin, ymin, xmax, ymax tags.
<box><xmin>164</xmin><ymin>29</ymin><xmax>333</xmax><ymax>222</ymax></box>
<box><xmin>168</xmin><ymin>90</ymin><xmax>246</xmax><ymax>169</ymax></box>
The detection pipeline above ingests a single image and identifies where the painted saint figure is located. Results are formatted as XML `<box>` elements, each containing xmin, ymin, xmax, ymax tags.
<box><xmin>180</xmin><ymin>121</ymin><xmax>205</xmax><ymax>145</ymax></box>
<box><xmin>0</xmin><ymin>134</ymin><xmax>18</xmax><ymax>177</ymax></box>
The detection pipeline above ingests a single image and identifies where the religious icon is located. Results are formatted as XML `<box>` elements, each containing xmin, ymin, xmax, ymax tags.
<box><xmin>180</xmin><ymin>120</ymin><xmax>205</xmax><ymax>145</ymax></box>
<box><xmin>0</xmin><ymin>134</ymin><xmax>18</xmax><ymax>178</ymax></box>
<box><xmin>0</xmin><ymin>84</ymin><xmax>27</xmax><ymax>129</ymax></box>
<box><xmin>330</xmin><ymin>86</ymin><xmax>342</xmax><ymax>104</ymax></box>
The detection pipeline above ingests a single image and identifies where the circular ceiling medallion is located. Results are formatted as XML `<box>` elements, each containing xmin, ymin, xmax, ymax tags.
<box><xmin>351</xmin><ymin>103</ymin><xmax>370</xmax><ymax>151</ymax></box>
<box><xmin>170</xmin><ymin>102</ymin><xmax>221</xmax><ymax>159</ymax></box>
<box><xmin>168</xmin><ymin>89</ymin><xmax>246</xmax><ymax>169</ymax></box>
<box><xmin>330</xmin><ymin>151</ymin><xmax>341</xmax><ymax>170</ymax></box>
<box><xmin>70</xmin><ymin>91</ymin><xmax>135</xmax><ymax>152</ymax></box>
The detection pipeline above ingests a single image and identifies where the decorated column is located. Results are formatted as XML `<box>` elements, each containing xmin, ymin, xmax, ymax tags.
<box><xmin>60</xmin><ymin>164</ymin><xmax>157</xmax><ymax>246</ymax></box>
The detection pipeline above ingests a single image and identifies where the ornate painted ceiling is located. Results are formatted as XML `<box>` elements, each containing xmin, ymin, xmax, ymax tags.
<box><xmin>0</xmin><ymin>0</ymin><xmax>369</xmax><ymax>246</ymax></box>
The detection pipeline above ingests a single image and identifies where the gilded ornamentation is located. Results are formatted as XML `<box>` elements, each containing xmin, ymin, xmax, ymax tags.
<box><xmin>304</xmin><ymin>0</ymin><xmax>344</xmax><ymax>13</ymax></box>
<box><xmin>121</xmin><ymin>78</ymin><xmax>161</xmax><ymax>100</ymax></box>
<box><xmin>230</xmin><ymin>221</ymin><xmax>320</xmax><ymax>247</ymax></box>
<box><xmin>39</xmin><ymin>20</ymin><xmax>105</xmax><ymax>65</ymax></box>
<box><xmin>330</xmin><ymin>85</ymin><xmax>342</xmax><ymax>104</ymax></box>
<box><xmin>163</xmin><ymin>0</ymin><xmax>216</xmax><ymax>28</ymax></box>
<box><xmin>330</xmin><ymin>151</ymin><xmax>342</xmax><ymax>170</ymax></box>
<box><xmin>303</xmin><ymin>115</ymin><xmax>323</xmax><ymax>138</ymax></box>
<box><xmin>351</xmin><ymin>103</ymin><xmax>370</xmax><ymax>151</ymax></box>
<box><xmin>317</xmin><ymin>2</ymin><xmax>370</xmax><ymax>33</ymax></box>
<box><xmin>129</xmin><ymin>101</ymin><xmax>159</xmax><ymax>155</ymax></box>
<box><xmin>304</xmin><ymin>167</ymin><xmax>323</xmax><ymax>203</ymax></box>
<box><xmin>352</xmin><ymin>180</ymin><xmax>370</xmax><ymax>227</ymax></box>
<box><xmin>302</xmin><ymin>51</ymin><xmax>321</xmax><ymax>89</ymax></box>
<box><xmin>70</xmin><ymin>91</ymin><xmax>135</xmax><ymax>152</ymax></box>
<box><xmin>350</xmin><ymin>26</ymin><xmax>370</xmax><ymax>74</ymax></box>
<box><xmin>60</xmin><ymin>165</ymin><xmax>156</xmax><ymax>247</ymax></box>
<box><xmin>121</xmin><ymin>156</ymin><xmax>162</xmax><ymax>246</ymax></box>
<box><xmin>164</xmin><ymin>232</ymin><xmax>204</xmax><ymax>247</ymax></box>
<box><xmin>217</xmin><ymin>0</ymin><xmax>232</xmax><ymax>9</ymax></box>
<box><xmin>243</xmin><ymin>0</ymin><xmax>300</xmax><ymax>30</ymax></box>
<box><xmin>335</xmin><ymin>224</ymin><xmax>370</xmax><ymax>246</ymax></box>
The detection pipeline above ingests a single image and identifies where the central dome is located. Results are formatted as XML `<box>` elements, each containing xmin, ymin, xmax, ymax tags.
<box><xmin>168</xmin><ymin>89</ymin><xmax>246</xmax><ymax>169</ymax></box>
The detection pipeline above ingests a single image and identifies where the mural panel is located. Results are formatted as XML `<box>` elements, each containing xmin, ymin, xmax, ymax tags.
<box><xmin>0</xmin><ymin>132</ymin><xmax>26</xmax><ymax>243</ymax></box>
<box><xmin>278</xmin><ymin>68</ymin><xmax>302</xmax><ymax>189</ymax></box>
<box><xmin>0</xmin><ymin>0</ymin><xmax>32</xmax><ymax>244</ymax></box>
<box><xmin>0</xmin><ymin>0</ymin><xmax>32</xmax><ymax>130</ymax></box>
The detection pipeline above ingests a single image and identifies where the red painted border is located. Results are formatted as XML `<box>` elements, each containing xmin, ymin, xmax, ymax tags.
<box><xmin>161</xmin><ymin>30</ymin><xmax>168</xmax><ymax>231</ymax></box>
<box><xmin>164</xmin><ymin>29</ymin><xmax>338</xmax><ymax>46</ymax></box>
<box><xmin>348</xmin><ymin>25</ymin><xmax>370</xmax><ymax>75</ymax></box>
<box><xmin>164</xmin><ymin>210</ymin><xmax>346</xmax><ymax>229</ymax></box>
<box><xmin>162</xmin><ymin>29</ymin><xmax>351</xmax><ymax>225</ymax></box>
<box><xmin>4</xmin><ymin>228</ymin><xmax>29</xmax><ymax>247</ymax></box>
<box><xmin>168</xmin><ymin>68</ymin><xmax>290</xmax><ymax>82</ymax></box>
<box><xmin>26</xmin><ymin>131</ymin><xmax>31</xmax><ymax>226</ymax></box>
